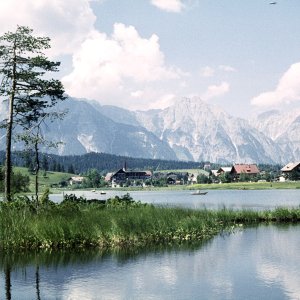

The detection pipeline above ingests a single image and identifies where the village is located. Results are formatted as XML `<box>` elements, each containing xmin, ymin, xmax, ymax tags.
<box><xmin>68</xmin><ymin>161</ymin><xmax>300</xmax><ymax>188</ymax></box>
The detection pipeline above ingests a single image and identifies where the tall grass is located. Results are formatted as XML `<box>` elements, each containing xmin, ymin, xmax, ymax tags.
<box><xmin>1</xmin><ymin>194</ymin><xmax>300</xmax><ymax>251</ymax></box>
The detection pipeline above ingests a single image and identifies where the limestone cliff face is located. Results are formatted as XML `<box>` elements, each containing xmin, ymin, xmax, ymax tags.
<box><xmin>135</xmin><ymin>97</ymin><xmax>284</xmax><ymax>164</ymax></box>
<box><xmin>1</xmin><ymin>96</ymin><xmax>299</xmax><ymax>164</ymax></box>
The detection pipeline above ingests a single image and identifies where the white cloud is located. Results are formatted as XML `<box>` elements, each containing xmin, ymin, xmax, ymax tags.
<box><xmin>0</xmin><ymin>0</ymin><xmax>96</xmax><ymax>56</ymax></box>
<box><xmin>219</xmin><ymin>65</ymin><xmax>237</xmax><ymax>72</ymax></box>
<box><xmin>151</xmin><ymin>0</ymin><xmax>185</xmax><ymax>13</ymax></box>
<box><xmin>131</xmin><ymin>90</ymin><xmax>144</xmax><ymax>98</ymax></box>
<box><xmin>148</xmin><ymin>94</ymin><xmax>176</xmax><ymax>110</ymax></box>
<box><xmin>200</xmin><ymin>66</ymin><xmax>215</xmax><ymax>78</ymax></box>
<box><xmin>0</xmin><ymin>0</ymin><xmax>186</xmax><ymax>111</ymax></box>
<box><xmin>62</xmin><ymin>23</ymin><xmax>182</xmax><ymax>109</ymax></box>
<box><xmin>201</xmin><ymin>82</ymin><xmax>230</xmax><ymax>101</ymax></box>
<box><xmin>251</xmin><ymin>62</ymin><xmax>300</xmax><ymax>107</ymax></box>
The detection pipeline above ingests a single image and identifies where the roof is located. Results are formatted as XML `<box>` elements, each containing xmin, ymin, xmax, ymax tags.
<box><xmin>70</xmin><ymin>176</ymin><xmax>84</xmax><ymax>181</ymax></box>
<box><xmin>198</xmin><ymin>169</ymin><xmax>210</xmax><ymax>177</ymax></box>
<box><xmin>217</xmin><ymin>167</ymin><xmax>232</xmax><ymax>173</ymax></box>
<box><xmin>111</xmin><ymin>169</ymin><xmax>152</xmax><ymax>178</ymax></box>
<box><xmin>281</xmin><ymin>162</ymin><xmax>300</xmax><ymax>172</ymax></box>
<box><xmin>232</xmin><ymin>164</ymin><xmax>260</xmax><ymax>174</ymax></box>
<box><xmin>211</xmin><ymin>170</ymin><xmax>218</xmax><ymax>176</ymax></box>
<box><xmin>104</xmin><ymin>172</ymin><xmax>113</xmax><ymax>181</ymax></box>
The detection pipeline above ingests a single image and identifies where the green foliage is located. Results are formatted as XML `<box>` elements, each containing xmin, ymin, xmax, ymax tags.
<box><xmin>106</xmin><ymin>193</ymin><xmax>146</xmax><ymax>208</ymax></box>
<box><xmin>67</xmin><ymin>164</ymin><xmax>75</xmax><ymax>174</ymax></box>
<box><xmin>287</xmin><ymin>169</ymin><xmax>300</xmax><ymax>181</ymax></box>
<box><xmin>197</xmin><ymin>174</ymin><xmax>211</xmax><ymax>184</ymax></box>
<box><xmin>0</xmin><ymin>167</ymin><xmax>30</xmax><ymax>193</ymax></box>
<box><xmin>1</xmin><ymin>192</ymin><xmax>300</xmax><ymax>251</ymax></box>
<box><xmin>151</xmin><ymin>177</ymin><xmax>167</xmax><ymax>187</ymax></box>
<box><xmin>82</xmin><ymin>169</ymin><xmax>106</xmax><ymax>188</ymax></box>
<box><xmin>0</xmin><ymin>166</ymin><xmax>3</xmax><ymax>191</ymax></box>
<box><xmin>239</xmin><ymin>172</ymin><xmax>251</xmax><ymax>182</ymax></box>
<box><xmin>0</xmin><ymin>26</ymin><xmax>65</xmax><ymax>120</ymax></box>
<box><xmin>0</xmin><ymin>151</ymin><xmax>208</xmax><ymax>175</ymax></box>
<box><xmin>218</xmin><ymin>172</ymin><xmax>231</xmax><ymax>183</ymax></box>
<box><xmin>0</xmin><ymin>25</ymin><xmax>65</xmax><ymax>201</ymax></box>
<box><xmin>11</xmin><ymin>171</ymin><xmax>30</xmax><ymax>193</ymax></box>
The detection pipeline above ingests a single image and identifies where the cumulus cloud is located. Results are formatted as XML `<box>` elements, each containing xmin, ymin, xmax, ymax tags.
<box><xmin>131</xmin><ymin>90</ymin><xmax>144</xmax><ymax>98</ymax></box>
<box><xmin>219</xmin><ymin>65</ymin><xmax>237</xmax><ymax>72</ymax></box>
<box><xmin>0</xmin><ymin>0</ymin><xmax>186</xmax><ymax>110</ymax></box>
<box><xmin>151</xmin><ymin>0</ymin><xmax>185</xmax><ymax>13</ymax></box>
<box><xmin>201</xmin><ymin>82</ymin><xmax>230</xmax><ymax>101</ymax></box>
<box><xmin>0</xmin><ymin>0</ymin><xmax>96</xmax><ymax>56</ymax></box>
<box><xmin>200</xmin><ymin>64</ymin><xmax>236</xmax><ymax>79</ymax></box>
<box><xmin>62</xmin><ymin>23</ymin><xmax>182</xmax><ymax>108</ymax></box>
<box><xmin>200</xmin><ymin>66</ymin><xmax>215</xmax><ymax>78</ymax></box>
<box><xmin>251</xmin><ymin>63</ymin><xmax>300</xmax><ymax>107</ymax></box>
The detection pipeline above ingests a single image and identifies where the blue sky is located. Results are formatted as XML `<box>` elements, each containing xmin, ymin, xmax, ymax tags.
<box><xmin>1</xmin><ymin>0</ymin><xmax>300</xmax><ymax>118</ymax></box>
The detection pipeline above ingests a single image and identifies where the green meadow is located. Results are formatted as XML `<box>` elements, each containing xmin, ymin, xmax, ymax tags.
<box><xmin>13</xmin><ymin>167</ymin><xmax>74</xmax><ymax>193</ymax></box>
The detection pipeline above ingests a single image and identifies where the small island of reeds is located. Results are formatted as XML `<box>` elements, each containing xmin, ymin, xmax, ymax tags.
<box><xmin>1</xmin><ymin>192</ymin><xmax>300</xmax><ymax>251</ymax></box>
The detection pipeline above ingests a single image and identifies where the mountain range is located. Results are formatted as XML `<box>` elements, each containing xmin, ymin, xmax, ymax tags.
<box><xmin>1</xmin><ymin>96</ymin><xmax>299</xmax><ymax>164</ymax></box>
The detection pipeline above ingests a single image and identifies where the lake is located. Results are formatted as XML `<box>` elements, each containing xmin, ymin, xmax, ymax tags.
<box><xmin>50</xmin><ymin>188</ymin><xmax>300</xmax><ymax>210</ymax></box>
<box><xmin>1</xmin><ymin>224</ymin><xmax>300</xmax><ymax>299</ymax></box>
<box><xmin>1</xmin><ymin>189</ymin><xmax>300</xmax><ymax>299</ymax></box>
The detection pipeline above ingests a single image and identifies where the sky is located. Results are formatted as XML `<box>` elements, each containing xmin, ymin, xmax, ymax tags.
<box><xmin>1</xmin><ymin>0</ymin><xmax>300</xmax><ymax>118</ymax></box>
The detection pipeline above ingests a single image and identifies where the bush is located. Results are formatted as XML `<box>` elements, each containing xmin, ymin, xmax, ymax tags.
<box><xmin>0</xmin><ymin>167</ymin><xmax>30</xmax><ymax>193</ymax></box>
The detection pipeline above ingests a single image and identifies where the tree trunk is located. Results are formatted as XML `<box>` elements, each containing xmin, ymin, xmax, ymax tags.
<box><xmin>4</xmin><ymin>41</ymin><xmax>17</xmax><ymax>202</ymax></box>
<box><xmin>35</xmin><ymin>137</ymin><xmax>40</xmax><ymax>204</ymax></box>
<box><xmin>4</xmin><ymin>108</ymin><xmax>13</xmax><ymax>202</ymax></box>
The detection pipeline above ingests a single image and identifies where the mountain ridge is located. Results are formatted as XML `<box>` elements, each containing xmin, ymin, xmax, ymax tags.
<box><xmin>1</xmin><ymin>96</ymin><xmax>299</xmax><ymax>164</ymax></box>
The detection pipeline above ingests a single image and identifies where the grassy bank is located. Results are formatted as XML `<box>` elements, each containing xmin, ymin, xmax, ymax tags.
<box><xmin>190</xmin><ymin>181</ymin><xmax>300</xmax><ymax>190</ymax></box>
<box><xmin>1</xmin><ymin>194</ymin><xmax>300</xmax><ymax>251</ymax></box>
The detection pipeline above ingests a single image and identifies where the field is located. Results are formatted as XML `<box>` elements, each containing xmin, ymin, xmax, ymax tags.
<box><xmin>188</xmin><ymin>181</ymin><xmax>300</xmax><ymax>190</ymax></box>
<box><xmin>13</xmin><ymin>167</ymin><xmax>74</xmax><ymax>193</ymax></box>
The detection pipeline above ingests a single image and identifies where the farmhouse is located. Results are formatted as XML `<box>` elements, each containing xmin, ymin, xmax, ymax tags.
<box><xmin>105</xmin><ymin>168</ymin><xmax>152</xmax><ymax>185</ymax></box>
<box><xmin>230</xmin><ymin>164</ymin><xmax>260</xmax><ymax>181</ymax></box>
<box><xmin>217</xmin><ymin>167</ymin><xmax>232</xmax><ymax>176</ymax></box>
<box><xmin>69</xmin><ymin>176</ymin><xmax>85</xmax><ymax>185</ymax></box>
<box><xmin>281</xmin><ymin>162</ymin><xmax>300</xmax><ymax>179</ymax></box>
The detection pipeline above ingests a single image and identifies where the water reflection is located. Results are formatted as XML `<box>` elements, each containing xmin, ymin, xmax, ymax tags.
<box><xmin>1</xmin><ymin>225</ymin><xmax>300</xmax><ymax>299</ymax></box>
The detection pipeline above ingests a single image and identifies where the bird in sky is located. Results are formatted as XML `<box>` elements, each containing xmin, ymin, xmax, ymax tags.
<box><xmin>269</xmin><ymin>2</ymin><xmax>277</xmax><ymax>4</ymax></box>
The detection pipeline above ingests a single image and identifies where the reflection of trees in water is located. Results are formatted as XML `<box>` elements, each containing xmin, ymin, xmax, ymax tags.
<box><xmin>5</xmin><ymin>265</ymin><xmax>11</xmax><ymax>300</ymax></box>
<box><xmin>36</xmin><ymin>265</ymin><xmax>41</xmax><ymax>300</ymax></box>
<box><xmin>0</xmin><ymin>240</ymin><xmax>211</xmax><ymax>296</ymax></box>
<box><xmin>0</xmin><ymin>240</ymin><xmax>210</xmax><ymax>269</ymax></box>
<box><xmin>3</xmin><ymin>262</ymin><xmax>40</xmax><ymax>300</ymax></box>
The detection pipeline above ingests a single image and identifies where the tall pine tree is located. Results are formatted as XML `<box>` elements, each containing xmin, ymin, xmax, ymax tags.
<box><xmin>0</xmin><ymin>26</ymin><xmax>65</xmax><ymax>201</ymax></box>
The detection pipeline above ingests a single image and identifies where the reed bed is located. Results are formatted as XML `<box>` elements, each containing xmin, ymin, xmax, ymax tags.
<box><xmin>1</xmin><ymin>194</ymin><xmax>300</xmax><ymax>250</ymax></box>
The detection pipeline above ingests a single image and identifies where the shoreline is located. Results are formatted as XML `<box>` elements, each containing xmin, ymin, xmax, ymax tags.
<box><xmin>1</xmin><ymin>194</ymin><xmax>300</xmax><ymax>251</ymax></box>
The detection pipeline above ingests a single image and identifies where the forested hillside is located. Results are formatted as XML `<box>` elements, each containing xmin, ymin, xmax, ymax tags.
<box><xmin>0</xmin><ymin>151</ymin><xmax>213</xmax><ymax>174</ymax></box>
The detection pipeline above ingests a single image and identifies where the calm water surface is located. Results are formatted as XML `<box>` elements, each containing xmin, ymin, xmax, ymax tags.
<box><xmin>50</xmin><ymin>189</ymin><xmax>300</xmax><ymax>210</ymax></box>
<box><xmin>1</xmin><ymin>225</ymin><xmax>300</xmax><ymax>299</ymax></box>
<box><xmin>2</xmin><ymin>190</ymin><xmax>299</xmax><ymax>299</ymax></box>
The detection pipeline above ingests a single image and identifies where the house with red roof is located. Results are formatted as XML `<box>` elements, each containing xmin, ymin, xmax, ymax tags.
<box><xmin>230</xmin><ymin>164</ymin><xmax>260</xmax><ymax>181</ymax></box>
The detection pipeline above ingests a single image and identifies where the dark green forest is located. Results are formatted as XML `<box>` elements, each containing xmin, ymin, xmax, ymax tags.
<box><xmin>0</xmin><ymin>151</ymin><xmax>282</xmax><ymax>175</ymax></box>
<box><xmin>0</xmin><ymin>151</ymin><xmax>213</xmax><ymax>174</ymax></box>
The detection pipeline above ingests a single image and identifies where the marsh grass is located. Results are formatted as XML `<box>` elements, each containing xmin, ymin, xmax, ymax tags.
<box><xmin>1</xmin><ymin>193</ymin><xmax>300</xmax><ymax>251</ymax></box>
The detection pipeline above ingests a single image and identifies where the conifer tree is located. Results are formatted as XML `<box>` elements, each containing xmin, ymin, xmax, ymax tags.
<box><xmin>0</xmin><ymin>26</ymin><xmax>65</xmax><ymax>201</ymax></box>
